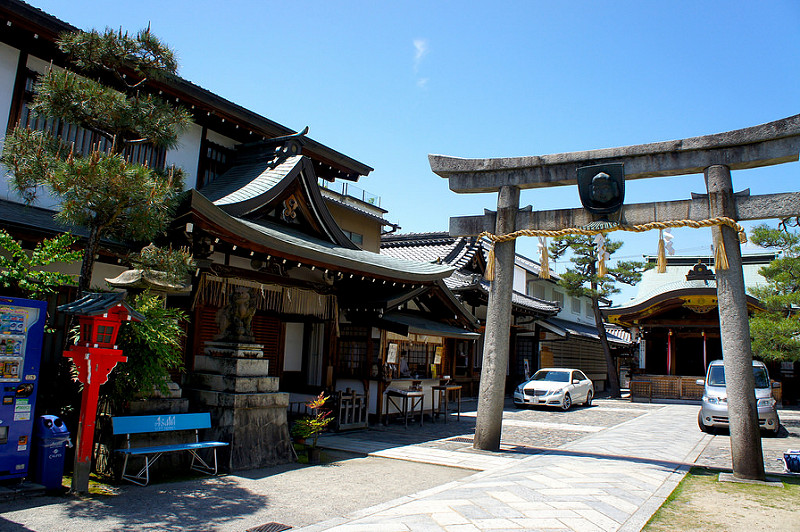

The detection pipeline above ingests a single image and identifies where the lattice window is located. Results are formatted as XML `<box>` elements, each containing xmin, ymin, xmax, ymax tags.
<box><xmin>552</xmin><ymin>291</ymin><xmax>565</xmax><ymax>307</ymax></box>
<box><xmin>397</xmin><ymin>341</ymin><xmax>437</xmax><ymax>378</ymax></box>
<box><xmin>16</xmin><ymin>69</ymin><xmax>166</xmax><ymax>169</ymax></box>
<box><xmin>96</xmin><ymin>325</ymin><xmax>114</xmax><ymax>344</ymax></box>
<box><xmin>198</xmin><ymin>140</ymin><xmax>235</xmax><ymax>188</ymax></box>
<box><xmin>337</xmin><ymin>325</ymin><xmax>369</xmax><ymax>377</ymax></box>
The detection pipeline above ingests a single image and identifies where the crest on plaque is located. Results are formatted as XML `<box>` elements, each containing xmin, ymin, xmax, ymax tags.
<box><xmin>577</xmin><ymin>163</ymin><xmax>625</xmax><ymax>215</ymax></box>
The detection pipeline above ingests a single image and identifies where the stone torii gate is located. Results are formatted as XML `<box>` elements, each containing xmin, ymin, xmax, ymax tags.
<box><xmin>430</xmin><ymin>114</ymin><xmax>800</xmax><ymax>481</ymax></box>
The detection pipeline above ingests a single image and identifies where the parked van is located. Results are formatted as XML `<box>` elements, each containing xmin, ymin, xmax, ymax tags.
<box><xmin>696</xmin><ymin>359</ymin><xmax>780</xmax><ymax>435</ymax></box>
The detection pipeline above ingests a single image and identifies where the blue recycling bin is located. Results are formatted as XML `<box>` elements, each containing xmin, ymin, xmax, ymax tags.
<box><xmin>33</xmin><ymin>415</ymin><xmax>72</xmax><ymax>490</ymax></box>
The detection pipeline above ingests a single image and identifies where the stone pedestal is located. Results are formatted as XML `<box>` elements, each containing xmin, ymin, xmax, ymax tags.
<box><xmin>187</xmin><ymin>347</ymin><xmax>294</xmax><ymax>470</ymax></box>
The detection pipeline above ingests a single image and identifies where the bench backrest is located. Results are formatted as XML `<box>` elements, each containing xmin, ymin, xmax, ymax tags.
<box><xmin>112</xmin><ymin>413</ymin><xmax>211</xmax><ymax>435</ymax></box>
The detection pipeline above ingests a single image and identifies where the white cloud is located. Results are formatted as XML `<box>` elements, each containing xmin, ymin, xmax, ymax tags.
<box><xmin>417</xmin><ymin>78</ymin><xmax>429</xmax><ymax>89</ymax></box>
<box><xmin>413</xmin><ymin>38</ymin><xmax>428</xmax><ymax>72</ymax></box>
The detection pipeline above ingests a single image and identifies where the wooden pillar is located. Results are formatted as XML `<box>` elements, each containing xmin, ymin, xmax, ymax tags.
<box><xmin>473</xmin><ymin>185</ymin><xmax>519</xmax><ymax>451</ymax></box>
<box><xmin>702</xmin><ymin>330</ymin><xmax>708</xmax><ymax>371</ymax></box>
<box><xmin>667</xmin><ymin>329</ymin><xmax>673</xmax><ymax>375</ymax></box>
<box><xmin>705</xmin><ymin>164</ymin><xmax>765</xmax><ymax>480</ymax></box>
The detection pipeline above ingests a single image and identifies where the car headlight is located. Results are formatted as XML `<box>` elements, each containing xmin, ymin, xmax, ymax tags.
<box><xmin>516</xmin><ymin>385</ymin><xmax>524</xmax><ymax>393</ymax></box>
<box><xmin>545</xmin><ymin>388</ymin><xmax>561</xmax><ymax>397</ymax></box>
<box><xmin>757</xmin><ymin>397</ymin><xmax>776</xmax><ymax>408</ymax></box>
<box><xmin>704</xmin><ymin>396</ymin><xmax>720</xmax><ymax>405</ymax></box>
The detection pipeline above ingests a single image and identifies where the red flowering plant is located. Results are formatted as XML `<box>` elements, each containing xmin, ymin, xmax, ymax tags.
<box><xmin>291</xmin><ymin>392</ymin><xmax>333</xmax><ymax>448</ymax></box>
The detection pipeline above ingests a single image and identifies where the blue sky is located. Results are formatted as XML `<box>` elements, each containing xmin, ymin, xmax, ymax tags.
<box><xmin>28</xmin><ymin>1</ymin><xmax>800</xmax><ymax>303</ymax></box>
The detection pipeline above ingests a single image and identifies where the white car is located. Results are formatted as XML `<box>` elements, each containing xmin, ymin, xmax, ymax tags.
<box><xmin>513</xmin><ymin>368</ymin><xmax>594</xmax><ymax>411</ymax></box>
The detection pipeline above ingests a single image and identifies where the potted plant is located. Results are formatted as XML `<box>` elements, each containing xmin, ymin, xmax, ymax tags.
<box><xmin>291</xmin><ymin>392</ymin><xmax>332</xmax><ymax>463</ymax></box>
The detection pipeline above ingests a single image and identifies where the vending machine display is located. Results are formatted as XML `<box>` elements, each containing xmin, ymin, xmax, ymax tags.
<box><xmin>0</xmin><ymin>296</ymin><xmax>47</xmax><ymax>481</ymax></box>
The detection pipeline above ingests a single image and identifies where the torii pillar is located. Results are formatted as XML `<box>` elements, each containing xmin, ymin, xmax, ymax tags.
<box><xmin>431</xmin><ymin>114</ymin><xmax>800</xmax><ymax>480</ymax></box>
<box><xmin>475</xmin><ymin>186</ymin><xmax>518</xmax><ymax>450</ymax></box>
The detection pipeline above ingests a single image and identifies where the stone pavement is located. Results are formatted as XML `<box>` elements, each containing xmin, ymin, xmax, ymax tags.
<box><xmin>299</xmin><ymin>402</ymin><xmax>707</xmax><ymax>531</ymax></box>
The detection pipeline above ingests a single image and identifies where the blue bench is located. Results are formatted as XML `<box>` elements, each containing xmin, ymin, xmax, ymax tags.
<box><xmin>112</xmin><ymin>413</ymin><xmax>229</xmax><ymax>486</ymax></box>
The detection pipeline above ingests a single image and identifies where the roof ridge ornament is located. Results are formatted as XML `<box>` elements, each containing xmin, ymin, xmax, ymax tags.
<box><xmin>263</xmin><ymin>126</ymin><xmax>310</xmax><ymax>145</ymax></box>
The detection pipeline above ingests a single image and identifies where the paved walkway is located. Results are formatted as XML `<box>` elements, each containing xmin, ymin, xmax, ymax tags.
<box><xmin>299</xmin><ymin>404</ymin><xmax>708</xmax><ymax>532</ymax></box>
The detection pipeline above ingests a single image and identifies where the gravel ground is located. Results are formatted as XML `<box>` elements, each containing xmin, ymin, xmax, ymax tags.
<box><xmin>6</xmin><ymin>397</ymin><xmax>790</xmax><ymax>531</ymax></box>
<box><xmin>695</xmin><ymin>407</ymin><xmax>800</xmax><ymax>475</ymax></box>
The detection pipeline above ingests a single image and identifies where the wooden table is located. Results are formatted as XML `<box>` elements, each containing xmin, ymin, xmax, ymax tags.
<box><xmin>431</xmin><ymin>384</ymin><xmax>462</xmax><ymax>423</ymax></box>
<box><xmin>385</xmin><ymin>388</ymin><xmax>424</xmax><ymax>427</ymax></box>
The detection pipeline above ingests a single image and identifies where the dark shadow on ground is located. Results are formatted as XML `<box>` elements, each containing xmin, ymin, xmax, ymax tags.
<box><xmin>62</xmin><ymin>477</ymin><xmax>265</xmax><ymax>531</ymax></box>
<box><xmin>0</xmin><ymin>516</ymin><xmax>35</xmax><ymax>531</ymax></box>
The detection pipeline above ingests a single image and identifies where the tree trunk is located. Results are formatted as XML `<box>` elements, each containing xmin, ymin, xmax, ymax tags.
<box><xmin>592</xmin><ymin>298</ymin><xmax>620</xmax><ymax>397</ymax></box>
<box><xmin>77</xmin><ymin>224</ymin><xmax>101</xmax><ymax>295</ymax></box>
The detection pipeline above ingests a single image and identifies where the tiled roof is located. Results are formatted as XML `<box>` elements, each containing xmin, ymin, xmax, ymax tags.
<box><xmin>186</xmin><ymin>191</ymin><xmax>453</xmax><ymax>281</ymax></box>
<box><xmin>0</xmin><ymin>199</ymin><xmax>124</xmax><ymax>248</ymax></box>
<box><xmin>237</xmin><ymin>217</ymin><xmax>454</xmax><ymax>279</ymax></box>
<box><xmin>200</xmin><ymin>153</ymin><xmax>303</xmax><ymax>208</ymax></box>
<box><xmin>57</xmin><ymin>292</ymin><xmax>144</xmax><ymax>321</ymax></box>
<box><xmin>381</xmin><ymin>232</ymin><xmax>481</xmax><ymax>269</ymax></box>
<box><xmin>445</xmin><ymin>271</ymin><xmax>560</xmax><ymax>315</ymax></box>
<box><xmin>382</xmin><ymin>232</ymin><xmax>559</xmax><ymax>316</ymax></box>
<box><xmin>613</xmin><ymin>254</ymin><xmax>776</xmax><ymax>310</ymax></box>
<box><xmin>539</xmin><ymin>317</ymin><xmax>630</xmax><ymax>345</ymax></box>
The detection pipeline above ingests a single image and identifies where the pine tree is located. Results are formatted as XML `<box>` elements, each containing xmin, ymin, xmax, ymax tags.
<box><xmin>748</xmin><ymin>223</ymin><xmax>800</xmax><ymax>362</ymax></box>
<box><xmin>549</xmin><ymin>234</ymin><xmax>645</xmax><ymax>397</ymax></box>
<box><xmin>2</xmin><ymin>27</ymin><xmax>192</xmax><ymax>294</ymax></box>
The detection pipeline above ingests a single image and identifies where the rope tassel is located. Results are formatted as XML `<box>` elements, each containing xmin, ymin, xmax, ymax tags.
<box><xmin>594</xmin><ymin>233</ymin><xmax>610</xmax><ymax>277</ymax></box>
<box><xmin>657</xmin><ymin>229</ymin><xmax>667</xmax><ymax>273</ymax></box>
<box><xmin>714</xmin><ymin>232</ymin><xmax>730</xmax><ymax>270</ymax></box>
<box><xmin>538</xmin><ymin>237</ymin><xmax>550</xmax><ymax>280</ymax></box>
<box><xmin>485</xmin><ymin>243</ymin><xmax>496</xmax><ymax>282</ymax></box>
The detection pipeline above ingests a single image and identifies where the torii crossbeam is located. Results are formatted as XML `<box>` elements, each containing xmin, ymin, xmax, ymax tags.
<box><xmin>430</xmin><ymin>114</ymin><xmax>800</xmax><ymax>481</ymax></box>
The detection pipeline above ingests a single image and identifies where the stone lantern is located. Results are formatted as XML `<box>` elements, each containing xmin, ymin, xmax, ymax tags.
<box><xmin>58</xmin><ymin>292</ymin><xmax>143</xmax><ymax>493</ymax></box>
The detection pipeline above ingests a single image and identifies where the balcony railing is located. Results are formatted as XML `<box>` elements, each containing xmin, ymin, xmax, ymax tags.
<box><xmin>319</xmin><ymin>180</ymin><xmax>380</xmax><ymax>207</ymax></box>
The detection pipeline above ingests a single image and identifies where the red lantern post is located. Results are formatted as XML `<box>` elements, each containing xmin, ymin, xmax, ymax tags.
<box><xmin>58</xmin><ymin>293</ymin><xmax>143</xmax><ymax>493</ymax></box>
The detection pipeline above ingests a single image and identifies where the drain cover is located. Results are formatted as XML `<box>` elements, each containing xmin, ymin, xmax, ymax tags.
<box><xmin>448</xmin><ymin>437</ymin><xmax>474</xmax><ymax>443</ymax></box>
<box><xmin>246</xmin><ymin>523</ymin><xmax>292</xmax><ymax>532</ymax></box>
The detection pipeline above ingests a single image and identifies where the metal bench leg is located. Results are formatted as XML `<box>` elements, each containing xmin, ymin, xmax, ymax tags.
<box><xmin>189</xmin><ymin>449</ymin><xmax>219</xmax><ymax>475</ymax></box>
<box><xmin>121</xmin><ymin>453</ymin><xmax>163</xmax><ymax>486</ymax></box>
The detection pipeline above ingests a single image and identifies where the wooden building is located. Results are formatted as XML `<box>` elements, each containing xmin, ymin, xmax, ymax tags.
<box><xmin>605</xmin><ymin>255</ymin><xmax>774</xmax><ymax>401</ymax></box>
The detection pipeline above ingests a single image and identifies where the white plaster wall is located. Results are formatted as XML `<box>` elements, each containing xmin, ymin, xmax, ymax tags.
<box><xmin>513</xmin><ymin>264</ymin><xmax>526</xmax><ymax>293</ymax></box>
<box><xmin>167</xmin><ymin>122</ymin><xmax>202</xmax><ymax>191</ymax></box>
<box><xmin>283</xmin><ymin>322</ymin><xmax>304</xmax><ymax>372</ymax></box>
<box><xmin>206</xmin><ymin>129</ymin><xmax>237</xmax><ymax>149</ymax></box>
<box><xmin>0</xmin><ymin>43</ymin><xmax>19</xmax><ymax>142</ymax></box>
<box><xmin>0</xmin><ymin>54</ymin><xmax>63</xmax><ymax>208</ymax></box>
<box><xmin>0</xmin><ymin>42</ymin><xmax>20</xmax><ymax>202</ymax></box>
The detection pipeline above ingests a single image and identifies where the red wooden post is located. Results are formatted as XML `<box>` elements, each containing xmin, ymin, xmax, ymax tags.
<box><xmin>58</xmin><ymin>293</ymin><xmax>143</xmax><ymax>493</ymax></box>
<box><xmin>64</xmin><ymin>346</ymin><xmax>127</xmax><ymax>470</ymax></box>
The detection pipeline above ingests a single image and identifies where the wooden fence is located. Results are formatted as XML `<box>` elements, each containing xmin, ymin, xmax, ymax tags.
<box><xmin>630</xmin><ymin>375</ymin><xmax>704</xmax><ymax>402</ymax></box>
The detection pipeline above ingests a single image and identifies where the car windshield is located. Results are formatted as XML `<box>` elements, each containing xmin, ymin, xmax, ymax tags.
<box><xmin>531</xmin><ymin>370</ymin><xmax>569</xmax><ymax>383</ymax></box>
<box><xmin>706</xmin><ymin>365</ymin><xmax>770</xmax><ymax>388</ymax></box>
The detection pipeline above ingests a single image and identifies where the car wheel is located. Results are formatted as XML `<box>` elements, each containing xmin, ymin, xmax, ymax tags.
<box><xmin>584</xmin><ymin>390</ymin><xmax>593</xmax><ymax>406</ymax></box>
<box><xmin>561</xmin><ymin>393</ymin><xmax>572</xmax><ymax>411</ymax></box>
<box><xmin>698</xmin><ymin>412</ymin><xmax>714</xmax><ymax>434</ymax></box>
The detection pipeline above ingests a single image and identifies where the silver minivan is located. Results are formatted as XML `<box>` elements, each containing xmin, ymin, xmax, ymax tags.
<box><xmin>697</xmin><ymin>359</ymin><xmax>780</xmax><ymax>435</ymax></box>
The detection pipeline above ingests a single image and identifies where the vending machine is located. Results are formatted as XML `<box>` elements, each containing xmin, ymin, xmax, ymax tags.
<box><xmin>0</xmin><ymin>296</ymin><xmax>48</xmax><ymax>481</ymax></box>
